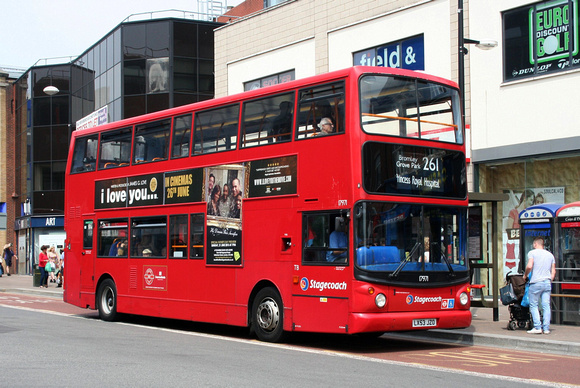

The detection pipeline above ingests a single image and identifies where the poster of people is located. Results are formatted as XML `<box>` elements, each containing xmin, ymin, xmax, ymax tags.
<box><xmin>502</xmin><ymin>187</ymin><xmax>564</xmax><ymax>276</ymax></box>
<box><xmin>205</xmin><ymin>164</ymin><xmax>245</xmax><ymax>265</ymax></box>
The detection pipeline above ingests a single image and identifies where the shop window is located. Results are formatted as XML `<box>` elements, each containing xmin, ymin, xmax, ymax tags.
<box><xmin>503</xmin><ymin>1</ymin><xmax>580</xmax><ymax>82</ymax></box>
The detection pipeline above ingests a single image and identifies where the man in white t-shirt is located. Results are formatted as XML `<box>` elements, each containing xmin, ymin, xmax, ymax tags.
<box><xmin>524</xmin><ymin>237</ymin><xmax>556</xmax><ymax>334</ymax></box>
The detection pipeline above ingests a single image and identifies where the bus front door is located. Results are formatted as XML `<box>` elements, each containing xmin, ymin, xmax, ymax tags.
<box><xmin>80</xmin><ymin>219</ymin><xmax>95</xmax><ymax>293</ymax></box>
<box><xmin>293</xmin><ymin>212</ymin><xmax>350</xmax><ymax>333</ymax></box>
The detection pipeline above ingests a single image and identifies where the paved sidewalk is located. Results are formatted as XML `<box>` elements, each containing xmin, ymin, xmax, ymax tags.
<box><xmin>1</xmin><ymin>274</ymin><xmax>578</xmax><ymax>356</ymax></box>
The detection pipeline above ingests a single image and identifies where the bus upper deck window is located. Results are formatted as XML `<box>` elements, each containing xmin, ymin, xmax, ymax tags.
<box><xmin>241</xmin><ymin>93</ymin><xmax>294</xmax><ymax>147</ymax></box>
<box><xmin>133</xmin><ymin>119</ymin><xmax>171</xmax><ymax>164</ymax></box>
<box><xmin>71</xmin><ymin>135</ymin><xmax>98</xmax><ymax>173</ymax></box>
<box><xmin>296</xmin><ymin>81</ymin><xmax>345</xmax><ymax>139</ymax></box>
<box><xmin>360</xmin><ymin>75</ymin><xmax>462</xmax><ymax>144</ymax></box>
<box><xmin>98</xmin><ymin>127</ymin><xmax>132</xmax><ymax>170</ymax></box>
<box><xmin>171</xmin><ymin>114</ymin><xmax>192</xmax><ymax>158</ymax></box>
<box><xmin>193</xmin><ymin>104</ymin><xmax>239</xmax><ymax>155</ymax></box>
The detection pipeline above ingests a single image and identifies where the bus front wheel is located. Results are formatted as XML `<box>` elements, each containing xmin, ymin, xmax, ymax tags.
<box><xmin>252</xmin><ymin>287</ymin><xmax>285</xmax><ymax>343</ymax></box>
<box><xmin>97</xmin><ymin>278</ymin><xmax>118</xmax><ymax>322</ymax></box>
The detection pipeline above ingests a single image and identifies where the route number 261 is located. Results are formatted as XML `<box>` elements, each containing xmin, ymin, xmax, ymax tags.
<box><xmin>422</xmin><ymin>157</ymin><xmax>440</xmax><ymax>172</ymax></box>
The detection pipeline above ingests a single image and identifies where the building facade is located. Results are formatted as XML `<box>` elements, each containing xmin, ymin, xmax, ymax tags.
<box><xmin>214</xmin><ymin>0</ymin><xmax>580</xmax><ymax>323</ymax></box>
<box><xmin>470</xmin><ymin>0</ymin><xmax>580</xmax><ymax>324</ymax></box>
<box><xmin>11</xmin><ymin>15</ymin><xmax>222</xmax><ymax>274</ymax></box>
<box><xmin>0</xmin><ymin>71</ymin><xmax>18</xmax><ymax>272</ymax></box>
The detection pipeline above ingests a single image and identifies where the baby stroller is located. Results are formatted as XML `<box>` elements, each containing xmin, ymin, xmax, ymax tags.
<box><xmin>505</xmin><ymin>272</ymin><xmax>532</xmax><ymax>330</ymax></box>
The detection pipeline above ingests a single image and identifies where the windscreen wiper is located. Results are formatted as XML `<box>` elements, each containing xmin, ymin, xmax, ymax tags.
<box><xmin>434</xmin><ymin>244</ymin><xmax>455</xmax><ymax>278</ymax></box>
<box><xmin>389</xmin><ymin>242</ymin><xmax>421</xmax><ymax>279</ymax></box>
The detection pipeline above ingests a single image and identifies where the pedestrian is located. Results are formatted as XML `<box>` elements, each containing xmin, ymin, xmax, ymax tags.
<box><xmin>56</xmin><ymin>249</ymin><xmax>64</xmax><ymax>287</ymax></box>
<box><xmin>524</xmin><ymin>237</ymin><xmax>556</xmax><ymax>334</ymax></box>
<box><xmin>3</xmin><ymin>243</ymin><xmax>15</xmax><ymax>276</ymax></box>
<box><xmin>48</xmin><ymin>246</ymin><xmax>59</xmax><ymax>283</ymax></box>
<box><xmin>39</xmin><ymin>245</ymin><xmax>49</xmax><ymax>288</ymax></box>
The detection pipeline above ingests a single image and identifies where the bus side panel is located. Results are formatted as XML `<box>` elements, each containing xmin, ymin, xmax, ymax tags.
<box><xmin>63</xmin><ymin>250</ymin><xmax>82</xmax><ymax>306</ymax></box>
<box><xmin>64</xmin><ymin>216</ymin><xmax>95</xmax><ymax>309</ymax></box>
<box><xmin>292</xmin><ymin>296</ymin><xmax>349</xmax><ymax>333</ymax></box>
<box><xmin>238</xmin><ymin>201</ymin><xmax>297</xmax><ymax>330</ymax></box>
<box><xmin>290</xmin><ymin>264</ymin><xmax>351</xmax><ymax>333</ymax></box>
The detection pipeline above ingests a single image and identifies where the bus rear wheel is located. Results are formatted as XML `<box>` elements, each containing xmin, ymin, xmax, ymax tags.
<box><xmin>252</xmin><ymin>287</ymin><xmax>285</xmax><ymax>343</ymax></box>
<box><xmin>97</xmin><ymin>278</ymin><xmax>118</xmax><ymax>322</ymax></box>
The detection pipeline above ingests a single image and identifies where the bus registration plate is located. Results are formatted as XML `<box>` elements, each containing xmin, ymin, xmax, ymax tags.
<box><xmin>412</xmin><ymin>318</ymin><xmax>437</xmax><ymax>327</ymax></box>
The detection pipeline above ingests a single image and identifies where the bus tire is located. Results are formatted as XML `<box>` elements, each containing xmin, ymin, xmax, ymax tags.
<box><xmin>252</xmin><ymin>287</ymin><xmax>285</xmax><ymax>343</ymax></box>
<box><xmin>97</xmin><ymin>278</ymin><xmax>118</xmax><ymax>322</ymax></box>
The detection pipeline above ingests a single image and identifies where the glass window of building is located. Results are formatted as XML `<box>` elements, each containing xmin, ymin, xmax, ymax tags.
<box><xmin>503</xmin><ymin>1</ymin><xmax>580</xmax><ymax>81</ymax></box>
<box><xmin>123</xmin><ymin>23</ymin><xmax>147</xmax><ymax>60</ymax></box>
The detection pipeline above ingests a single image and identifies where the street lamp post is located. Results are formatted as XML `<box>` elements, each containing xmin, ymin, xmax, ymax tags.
<box><xmin>458</xmin><ymin>0</ymin><xmax>497</xmax><ymax>125</ymax></box>
<box><xmin>458</xmin><ymin>0</ymin><xmax>499</xmax><ymax>320</ymax></box>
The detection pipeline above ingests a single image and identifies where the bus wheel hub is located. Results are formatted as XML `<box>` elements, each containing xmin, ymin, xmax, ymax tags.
<box><xmin>257</xmin><ymin>298</ymin><xmax>279</xmax><ymax>331</ymax></box>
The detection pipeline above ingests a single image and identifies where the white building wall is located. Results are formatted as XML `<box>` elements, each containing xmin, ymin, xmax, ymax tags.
<box><xmin>227</xmin><ymin>38</ymin><xmax>316</xmax><ymax>95</ymax></box>
<box><xmin>215</xmin><ymin>0</ymin><xmax>446</xmax><ymax>97</ymax></box>
<box><xmin>328</xmin><ymin>0</ymin><xmax>452</xmax><ymax>80</ymax></box>
<box><xmin>470</xmin><ymin>0</ymin><xmax>580</xmax><ymax>159</ymax></box>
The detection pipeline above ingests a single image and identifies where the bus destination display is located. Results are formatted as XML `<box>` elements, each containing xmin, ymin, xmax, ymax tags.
<box><xmin>363</xmin><ymin>143</ymin><xmax>467</xmax><ymax>199</ymax></box>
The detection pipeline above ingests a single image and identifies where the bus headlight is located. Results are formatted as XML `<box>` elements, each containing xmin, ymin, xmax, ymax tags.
<box><xmin>459</xmin><ymin>292</ymin><xmax>469</xmax><ymax>306</ymax></box>
<box><xmin>375</xmin><ymin>293</ymin><xmax>387</xmax><ymax>308</ymax></box>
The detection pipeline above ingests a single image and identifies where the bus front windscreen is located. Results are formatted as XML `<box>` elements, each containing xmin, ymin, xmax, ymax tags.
<box><xmin>360</xmin><ymin>75</ymin><xmax>463</xmax><ymax>144</ymax></box>
<box><xmin>354</xmin><ymin>202</ymin><xmax>468</xmax><ymax>284</ymax></box>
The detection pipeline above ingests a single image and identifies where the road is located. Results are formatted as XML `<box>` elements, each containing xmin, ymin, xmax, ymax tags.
<box><xmin>0</xmin><ymin>292</ymin><xmax>577</xmax><ymax>387</ymax></box>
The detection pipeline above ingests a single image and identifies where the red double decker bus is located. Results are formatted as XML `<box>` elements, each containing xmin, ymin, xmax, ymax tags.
<box><xmin>64</xmin><ymin>66</ymin><xmax>472</xmax><ymax>342</ymax></box>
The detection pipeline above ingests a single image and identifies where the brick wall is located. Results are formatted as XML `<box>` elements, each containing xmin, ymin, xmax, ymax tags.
<box><xmin>0</xmin><ymin>72</ymin><xmax>18</xmax><ymax>272</ymax></box>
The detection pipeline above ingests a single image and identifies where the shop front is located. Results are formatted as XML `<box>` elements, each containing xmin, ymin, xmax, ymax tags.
<box><xmin>15</xmin><ymin>215</ymin><xmax>65</xmax><ymax>275</ymax></box>
<box><xmin>477</xmin><ymin>155</ymin><xmax>580</xmax><ymax>326</ymax></box>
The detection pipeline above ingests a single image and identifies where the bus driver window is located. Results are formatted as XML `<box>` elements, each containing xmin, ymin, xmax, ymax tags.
<box><xmin>303</xmin><ymin>212</ymin><xmax>349</xmax><ymax>264</ymax></box>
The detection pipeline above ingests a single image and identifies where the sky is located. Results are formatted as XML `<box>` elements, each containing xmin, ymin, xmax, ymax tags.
<box><xmin>1</xmin><ymin>0</ymin><xmax>244</xmax><ymax>70</ymax></box>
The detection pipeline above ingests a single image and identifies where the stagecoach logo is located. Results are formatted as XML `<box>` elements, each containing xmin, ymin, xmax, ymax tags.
<box><xmin>406</xmin><ymin>295</ymin><xmax>443</xmax><ymax>305</ymax></box>
<box><xmin>299</xmin><ymin>277</ymin><xmax>347</xmax><ymax>292</ymax></box>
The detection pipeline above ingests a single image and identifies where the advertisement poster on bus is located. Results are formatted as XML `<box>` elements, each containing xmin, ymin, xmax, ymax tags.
<box><xmin>95</xmin><ymin>173</ymin><xmax>164</xmax><ymax>209</ymax></box>
<box><xmin>164</xmin><ymin>168</ymin><xmax>203</xmax><ymax>204</ymax></box>
<box><xmin>205</xmin><ymin>164</ymin><xmax>246</xmax><ymax>265</ymax></box>
<box><xmin>248</xmin><ymin>155</ymin><xmax>297</xmax><ymax>198</ymax></box>
<box><xmin>502</xmin><ymin>186</ymin><xmax>564</xmax><ymax>277</ymax></box>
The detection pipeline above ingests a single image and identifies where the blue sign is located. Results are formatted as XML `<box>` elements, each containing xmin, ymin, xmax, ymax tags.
<box><xmin>30</xmin><ymin>216</ymin><xmax>64</xmax><ymax>228</ymax></box>
<box><xmin>354</xmin><ymin>35</ymin><xmax>424</xmax><ymax>71</ymax></box>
